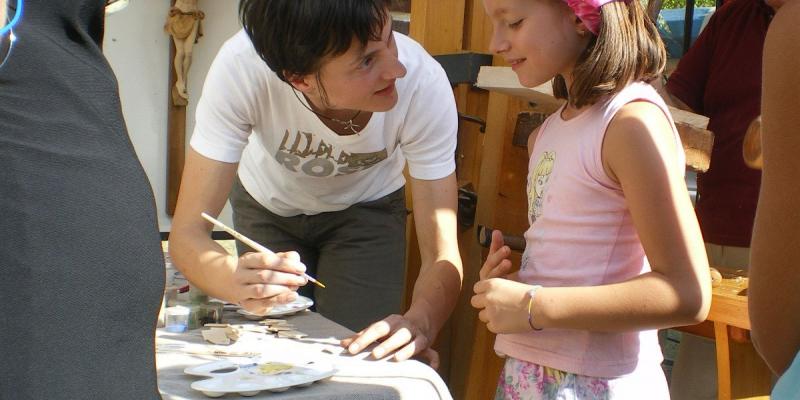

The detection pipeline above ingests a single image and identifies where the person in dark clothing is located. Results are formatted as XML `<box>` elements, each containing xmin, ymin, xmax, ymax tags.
<box><xmin>0</xmin><ymin>1</ymin><xmax>163</xmax><ymax>398</ymax></box>
<box><xmin>655</xmin><ymin>0</ymin><xmax>786</xmax><ymax>397</ymax></box>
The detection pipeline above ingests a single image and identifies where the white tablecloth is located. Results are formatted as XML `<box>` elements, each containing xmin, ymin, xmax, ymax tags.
<box><xmin>157</xmin><ymin>310</ymin><xmax>452</xmax><ymax>400</ymax></box>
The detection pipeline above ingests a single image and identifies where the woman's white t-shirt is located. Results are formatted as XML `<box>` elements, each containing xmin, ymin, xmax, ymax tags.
<box><xmin>190</xmin><ymin>30</ymin><xmax>457</xmax><ymax>217</ymax></box>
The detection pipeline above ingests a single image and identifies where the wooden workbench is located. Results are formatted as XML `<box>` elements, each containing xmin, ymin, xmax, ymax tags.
<box><xmin>701</xmin><ymin>270</ymin><xmax>773</xmax><ymax>400</ymax></box>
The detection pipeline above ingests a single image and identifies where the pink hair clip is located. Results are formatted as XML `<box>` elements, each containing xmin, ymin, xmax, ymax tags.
<box><xmin>564</xmin><ymin>0</ymin><xmax>632</xmax><ymax>35</ymax></box>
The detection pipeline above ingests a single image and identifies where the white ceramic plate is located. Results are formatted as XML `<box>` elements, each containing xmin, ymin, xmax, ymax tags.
<box><xmin>185</xmin><ymin>358</ymin><xmax>335</xmax><ymax>397</ymax></box>
<box><xmin>235</xmin><ymin>295</ymin><xmax>314</xmax><ymax>320</ymax></box>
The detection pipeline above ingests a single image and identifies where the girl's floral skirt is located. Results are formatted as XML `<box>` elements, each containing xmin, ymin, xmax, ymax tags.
<box><xmin>495</xmin><ymin>357</ymin><xmax>669</xmax><ymax>400</ymax></box>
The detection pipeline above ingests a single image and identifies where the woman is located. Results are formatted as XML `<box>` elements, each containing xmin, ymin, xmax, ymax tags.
<box><xmin>169</xmin><ymin>0</ymin><xmax>462</xmax><ymax>367</ymax></box>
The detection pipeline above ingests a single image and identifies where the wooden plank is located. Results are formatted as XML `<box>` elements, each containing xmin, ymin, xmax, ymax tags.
<box><xmin>715</xmin><ymin>321</ymin><xmax>733</xmax><ymax>400</ymax></box>
<box><xmin>458</xmin><ymin>92</ymin><xmax>538</xmax><ymax>400</ymax></box>
<box><xmin>476</xmin><ymin>66</ymin><xmax>562</xmax><ymax>112</ymax></box>
<box><xmin>707</xmin><ymin>276</ymin><xmax>750</xmax><ymax>330</ymax></box>
<box><xmin>713</xmin><ymin>317</ymin><xmax>772</xmax><ymax>400</ymax></box>
<box><xmin>453</xmin><ymin>91</ymin><xmax>510</xmax><ymax>400</ymax></box>
<box><xmin>409</xmin><ymin>0</ymin><xmax>465</xmax><ymax>55</ymax></box>
<box><xmin>708</xmin><ymin>291</ymin><xmax>750</xmax><ymax>330</ymax></box>
<box><xmin>675</xmin><ymin>320</ymin><xmax>752</xmax><ymax>344</ymax></box>
<box><xmin>454</xmin><ymin>85</ymin><xmax>488</xmax><ymax>187</ymax></box>
<box><xmin>390</xmin><ymin>0</ymin><xmax>411</xmax><ymax>12</ymax></box>
<box><xmin>464</xmin><ymin>0</ymin><xmax>493</xmax><ymax>56</ymax></box>
<box><xmin>406</xmin><ymin>0</ymin><xmax>467</xmax><ymax>386</ymax></box>
<box><xmin>166</xmin><ymin>0</ymin><xmax>186</xmax><ymax>216</ymax></box>
<box><xmin>166</xmin><ymin>102</ymin><xmax>186</xmax><ymax>215</ymax></box>
<box><xmin>493</xmin><ymin>102</ymin><xmax>535</xmax><ymax>236</ymax></box>
<box><xmin>705</xmin><ymin>271</ymin><xmax>771</xmax><ymax>400</ymax></box>
<box><xmin>476</xmin><ymin>66</ymin><xmax>715</xmax><ymax>172</ymax></box>
<box><xmin>445</xmin><ymin>5</ymin><xmax>495</xmax><ymax>395</ymax></box>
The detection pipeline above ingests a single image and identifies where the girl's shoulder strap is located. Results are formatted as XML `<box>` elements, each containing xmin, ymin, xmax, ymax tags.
<box><xmin>605</xmin><ymin>81</ymin><xmax>685</xmax><ymax>168</ymax></box>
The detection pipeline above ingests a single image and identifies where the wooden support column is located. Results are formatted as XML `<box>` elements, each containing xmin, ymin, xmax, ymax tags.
<box><xmin>404</xmin><ymin>0</ymin><xmax>467</xmax><ymax>385</ymax></box>
<box><xmin>407</xmin><ymin>1</ymin><xmax>533</xmax><ymax>396</ymax></box>
<box><xmin>409</xmin><ymin>0</ymin><xmax>466</xmax><ymax>55</ymax></box>
<box><xmin>166</xmin><ymin>53</ymin><xmax>186</xmax><ymax>216</ymax></box>
<box><xmin>445</xmin><ymin>2</ymin><xmax>520</xmax><ymax>399</ymax></box>
<box><xmin>166</xmin><ymin>0</ymin><xmax>185</xmax><ymax>216</ymax></box>
<box><xmin>464</xmin><ymin>0</ymin><xmax>493</xmax><ymax>55</ymax></box>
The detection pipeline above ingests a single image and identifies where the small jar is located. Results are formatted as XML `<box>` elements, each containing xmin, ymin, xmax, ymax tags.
<box><xmin>164</xmin><ymin>305</ymin><xmax>190</xmax><ymax>333</ymax></box>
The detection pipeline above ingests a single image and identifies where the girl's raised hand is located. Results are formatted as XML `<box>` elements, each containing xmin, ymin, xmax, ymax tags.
<box><xmin>471</xmin><ymin>278</ymin><xmax>535</xmax><ymax>334</ymax></box>
<box><xmin>473</xmin><ymin>229</ymin><xmax>536</xmax><ymax>334</ymax></box>
<box><xmin>479</xmin><ymin>229</ymin><xmax>514</xmax><ymax>280</ymax></box>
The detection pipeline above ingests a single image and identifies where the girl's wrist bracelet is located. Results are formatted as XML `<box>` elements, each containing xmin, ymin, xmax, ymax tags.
<box><xmin>527</xmin><ymin>285</ymin><xmax>543</xmax><ymax>331</ymax></box>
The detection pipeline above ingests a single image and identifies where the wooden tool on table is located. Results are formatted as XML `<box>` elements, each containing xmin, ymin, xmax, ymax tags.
<box><xmin>477</xmin><ymin>225</ymin><xmax>526</xmax><ymax>252</ymax></box>
<box><xmin>200</xmin><ymin>213</ymin><xmax>326</xmax><ymax>288</ymax></box>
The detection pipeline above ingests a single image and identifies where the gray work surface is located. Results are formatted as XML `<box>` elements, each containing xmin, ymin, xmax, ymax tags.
<box><xmin>157</xmin><ymin>310</ymin><xmax>452</xmax><ymax>400</ymax></box>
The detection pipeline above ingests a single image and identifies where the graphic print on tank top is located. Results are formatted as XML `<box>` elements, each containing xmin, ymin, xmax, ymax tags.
<box><xmin>521</xmin><ymin>151</ymin><xmax>556</xmax><ymax>271</ymax></box>
<box><xmin>529</xmin><ymin>151</ymin><xmax>556</xmax><ymax>222</ymax></box>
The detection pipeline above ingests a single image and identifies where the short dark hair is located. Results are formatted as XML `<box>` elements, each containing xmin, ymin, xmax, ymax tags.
<box><xmin>239</xmin><ymin>0</ymin><xmax>391</xmax><ymax>84</ymax></box>
<box><xmin>553</xmin><ymin>0</ymin><xmax>666</xmax><ymax>108</ymax></box>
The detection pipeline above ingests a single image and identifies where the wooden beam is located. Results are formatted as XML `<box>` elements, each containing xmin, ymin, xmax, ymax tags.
<box><xmin>715</xmin><ymin>321</ymin><xmax>733</xmax><ymax>400</ymax></box>
<box><xmin>166</xmin><ymin>0</ymin><xmax>186</xmax><ymax>216</ymax></box>
<box><xmin>454</xmin><ymin>91</ymin><xmax>536</xmax><ymax>400</ymax></box>
<box><xmin>447</xmin><ymin>3</ymin><xmax>508</xmax><ymax>398</ymax></box>
<box><xmin>406</xmin><ymin>0</ymin><xmax>467</xmax><ymax>385</ymax></box>
<box><xmin>460</xmin><ymin>90</ymin><xmax>511</xmax><ymax>400</ymax></box>
<box><xmin>409</xmin><ymin>0</ymin><xmax>465</xmax><ymax>55</ymax></box>
<box><xmin>707</xmin><ymin>276</ymin><xmax>751</xmax><ymax>330</ymax></box>
<box><xmin>464</xmin><ymin>0</ymin><xmax>492</xmax><ymax>54</ymax></box>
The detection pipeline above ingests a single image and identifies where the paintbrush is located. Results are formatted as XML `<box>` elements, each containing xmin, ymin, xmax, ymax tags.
<box><xmin>201</xmin><ymin>212</ymin><xmax>326</xmax><ymax>289</ymax></box>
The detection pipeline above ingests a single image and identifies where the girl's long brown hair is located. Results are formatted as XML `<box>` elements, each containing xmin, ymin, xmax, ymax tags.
<box><xmin>553</xmin><ymin>0</ymin><xmax>666</xmax><ymax>108</ymax></box>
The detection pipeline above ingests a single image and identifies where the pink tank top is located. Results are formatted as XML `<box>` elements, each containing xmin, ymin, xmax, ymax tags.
<box><xmin>494</xmin><ymin>81</ymin><xmax>684</xmax><ymax>378</ymax></box>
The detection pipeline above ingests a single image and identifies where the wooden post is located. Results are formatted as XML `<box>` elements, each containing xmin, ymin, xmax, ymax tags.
<box><xmin>165</xmin><ymin>0</ymin><xmax>186</xmax><ymax>215</ymax></box>
<box><xmin>409</xmin><ymin>0</ymin><xmax>465</xmax><ymax>55</ymax></box>
<box><xmin>408</xmin><ymin>0</ymin><xmax>518</xmax><ymax>396</ymax></box>
<box><xmin>165</xmin><ymin>0</ymin><xmax>203</xmax><ymax>215</ymax></box>
<box><xmin>404</xmin><ymin>0</ymin><xmax>467</xmax><ymax>384</ymax></box>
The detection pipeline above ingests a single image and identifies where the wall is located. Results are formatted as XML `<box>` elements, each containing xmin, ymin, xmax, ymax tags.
<box><xmin>103</xmin><ymin>1</ymin><xmax>241</xmax><ymax>231</ymax></box>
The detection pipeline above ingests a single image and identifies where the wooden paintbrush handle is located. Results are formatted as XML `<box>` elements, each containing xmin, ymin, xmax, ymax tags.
<box><xmin>477</xmin><ymin>225</ymin><xmax>526</xmax><ymax>252</ymax></box>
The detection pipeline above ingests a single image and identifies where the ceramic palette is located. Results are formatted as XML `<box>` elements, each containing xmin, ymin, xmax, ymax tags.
<box><xmin>236</xmin><ymin>295</ymin><xmax>314</xmax><ymax>320</ymax></box>
<box><xmin>185</xmin><ymin>358</ymin><xmax>335</xmax><ymax>397</ymax></box>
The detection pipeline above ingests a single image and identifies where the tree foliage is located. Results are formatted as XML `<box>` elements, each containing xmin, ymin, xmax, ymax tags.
<box><xmin>661</xmin><ymin>0</ymin><xmax>716</xmax><ymax>9</ymax></box>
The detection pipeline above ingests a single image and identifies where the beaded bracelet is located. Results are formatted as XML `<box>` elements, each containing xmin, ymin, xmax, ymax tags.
<box><xmin>527</xmin><ymin>285</ymin><xmax>543</xmax><ymax>331</ymax></box>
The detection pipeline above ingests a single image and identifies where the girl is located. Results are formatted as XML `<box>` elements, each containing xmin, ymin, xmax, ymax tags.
<box><xmin>471</xmin><ymin>0</ymin><xmax>711</xmax><ymax>398</ymax></box>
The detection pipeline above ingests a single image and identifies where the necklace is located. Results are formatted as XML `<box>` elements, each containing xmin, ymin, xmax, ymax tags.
<box><xmin>292</xmin><ymin>89</ymin><xmax>362</xmax><ymax>135</ymax></box>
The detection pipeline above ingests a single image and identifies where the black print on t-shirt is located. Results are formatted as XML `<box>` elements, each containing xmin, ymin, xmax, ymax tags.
<box><xmin>275</xmin><ymin>129</ymin><xmax>388</xmax><ymax>177</ymax></box>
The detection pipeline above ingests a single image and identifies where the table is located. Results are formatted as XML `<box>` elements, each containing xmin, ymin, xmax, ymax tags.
<box><xmin>680</xmin><ymin>271</ymin><xmax>772</xmax><ymax>400</ymax></box>
<box><xmin>156</xmin><ymin>310</ymin><xmax>452</xmax><ymax>400</ymax></box>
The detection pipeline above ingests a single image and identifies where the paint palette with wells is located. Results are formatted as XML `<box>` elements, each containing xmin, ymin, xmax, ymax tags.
<box><xmin>185</xmin><ymin>358</ymin><xmax>335</xmax><ymax>397</ymax></box>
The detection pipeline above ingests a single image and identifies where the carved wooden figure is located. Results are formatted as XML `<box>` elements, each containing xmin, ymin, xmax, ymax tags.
<box><xmin>165</xmin><ymin>0</ymin><xmax>204</xmax><ymax>106</ymax></box>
